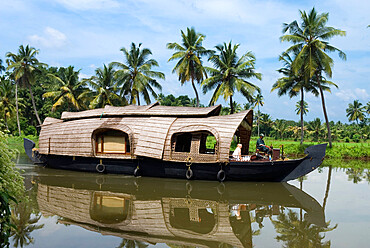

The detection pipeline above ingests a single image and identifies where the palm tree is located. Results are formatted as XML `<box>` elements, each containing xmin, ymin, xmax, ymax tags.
<box><xmin>260</xmin><ymin>113</ymin><xmax>274</xmax><ymax>136</ymax></box>
<box><xmin>0</xmin><ymin>76</ymin><xmax>17</xmax><ymax>131</ymax></box>
<box><xmin>366</xmin><ymin>101</ymin><xmax>370</xmax><ymax>115</ymax></box>
<box><xmin>281</xmin><ymin>7</ymin><xmax>346</xmax><ymax>148</ymax></box>
<box><xmin>272</xmin><ymin>52</ymin><xmax>334</xmax><ymax>145</ymax></box>
<box><xmin>112</xmin><ymin>43</ymin><xmax>164</xmax><ymax>105</ymax></box>
<box><xmin>346</xmin><ymin>100</ymin><xmax>365</xmax><ymax>124</ymax></box>
<box><xmin>295</xmin><ymin>100</ymin><xmax>308</xmax><ymax>116</ymax></box>
<box><xmin>307</xmin><ymin>118</ymin><xmax>325</xmax><ymax>141</ymax></box>
<box><xmin>202</xmin><ymin>42</ymin><xmax>262</xmax><ymax>114</ymax></box>
<box><xmin>43</xmin><ymin>66</ymin><xmax>90</xmax><ymax>112</ymax></box>
<box><xmin>6</xmin><ymin>45</ymin><xmax>47</xmax><ymax>128</ymax></box>
<box><xmin>84</xmin><ymin>64</ymin><xmax>124</xmax><ymax>109</ymax></box>
<box><xmin>273</xmin><ymin>119</ymin><xmax>288</xmax><ymax>139</ymax></box>
<box><xmin>253</xmin><ymin>93</ymin><xmax>264</xmax><ymax>136</ymax></box>
<box><xmin>167</xmin><ymin>27</ymin><xmax>213</xmax><ymax>107</ymax></box>
<box><xmin>0</xmin><ymin>58</ymin><xmax>5</xmax><ymax>73</ymax></box>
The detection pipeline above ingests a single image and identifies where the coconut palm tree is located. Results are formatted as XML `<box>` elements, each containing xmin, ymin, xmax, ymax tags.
<box><xmin>253</xmin><ymin>93</ymin><xmax>264</xmax><ymax>136</ymax></box>
<box><xmin>0</xmin><ymin>77</ymin><xmax>23</xmax><ymax>131</ymax></box>
<box><xmin>112</xmin><ymin>43</ymin><xmax>164</xmax><ymax>105</ymax></box>
<box><xmin>0</xmin><ymin>58</ymin><xmax>5</xmax><ymax>73</ymax></box>
<box><xmin>167</xmin><ymin>27</ymin><xmax>213</xmax><ymax>107</ymax></box>
<box><xmin>272</xmin><ymin>119</ymin><xmax>288</xmax><ymax>140</ymax></box>
<box><xmin>202</xmin><ymin>42</ymin><xmax>262</xmax><ymax>114</ymax></box>
<box><xmin>84</xmin><ymin>64</ymin><xmax>124</xmax><ymax>109</ymax></box>
<box><xmin>346</xmin><ymin>100</ymin><xmax>365</xmax><ymax>124</ymax></box>
<box><xmin>295</xmin><ymin>100</ymin><xmax>308</xmax><ymax>116</ymax></box>
<box><xmin>281</xmin><ymin>7</ymin><xmax>346</xmax><ymax>148</ymax></box>
<box><xmin>272</xmin><ymin>51</ymin><xmax>334</xmax><ymax>145</ymax></box>
<box><xmin>6</xmin><ymin>45</ymin><xmax>47</xmax><ymax>128</ymax></box>
<box><xmin>43</xmin><ymin>66</ymin><xmax>90</xmax><ymax>112</ymax></box>
<box><xmin>307</xmin><ymin>118</ymin><xmax>325</xmax><ymax>141</ymax></box>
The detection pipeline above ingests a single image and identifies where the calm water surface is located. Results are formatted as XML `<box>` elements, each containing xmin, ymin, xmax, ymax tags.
<box><xmin>11</xmin><ymin>154</ymin><xmax>370</xmax><ymax>248</ymax></box>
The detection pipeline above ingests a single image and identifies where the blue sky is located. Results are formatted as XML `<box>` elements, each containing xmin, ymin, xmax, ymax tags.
<box><xmin>0</xmin><ymin>0</ymin><xmax>369</xmax><ymax>123</ymax></box>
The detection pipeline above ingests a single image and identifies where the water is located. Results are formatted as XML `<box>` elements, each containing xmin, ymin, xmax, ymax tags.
<box><xmin>10</xmin><ymin>154</ymin><xmax>370</xmax><ymax>248</ymax></box>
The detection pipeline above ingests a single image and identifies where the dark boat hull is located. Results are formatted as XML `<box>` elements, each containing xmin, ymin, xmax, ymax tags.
<box><xmin>24</xmin><ymin>138</ymin><xmax>326</xmax><ymax>182</ymax></box>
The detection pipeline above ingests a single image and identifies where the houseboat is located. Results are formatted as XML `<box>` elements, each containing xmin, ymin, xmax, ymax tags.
<box><xmin>24</xmin><ymin>102</ymin><xmax>327</xmax><ymax>182</ymax></box>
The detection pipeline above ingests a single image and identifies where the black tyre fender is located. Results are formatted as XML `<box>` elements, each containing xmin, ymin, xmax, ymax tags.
<box><xmin>186</xmin><ymin>168</ymin><xmax>193</xmax><ymax>180</ymax></box>
<box><xmin>217</xmin><ymin>169</ymin><xmax>226</xmax><ymax>182</ymax></box>
<box><xmin>134</xmin><ymin>167</ymin><xmax>140</xmax><ymax>177</ymax></box>
<box><xmin>96</xmin><ymin>163</ymin><xmax>105</xmax><ymax>173</ymax></box>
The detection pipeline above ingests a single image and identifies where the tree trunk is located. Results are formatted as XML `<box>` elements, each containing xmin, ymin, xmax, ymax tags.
<box><xmin>257</xmin><ymin>104</ymin><xmax>260</xmax><ymax>137</ymax></box>
<box><xmin>28</xmin><ymin>84</ymin><xmax>42</xmax><ymax>125</ymax></box>
<box><xmin>137</xmin><ymin>92</ymin><xmax>140</xmax><ymax>106</ymax></box>
<box><xmin>316</xmin><ymin>71</ymin><xmax>332</xmax><ymax>148</ymax></box>
<box><xmin>191</xmin><ymin>78</ymin><xmax>200</xmax><ymax>107</ymax></box>
<box><xmin>15</xmin><ymin>82</ymin><xmax>21</xmax><ymax>136</ymax></box>
<box><xmin>323</xmin><ymin>165</ymin><xmax>332</xmax><ymax>211</ymax></box>
<box><xmin>230</xmin><ymin>95</ymin><xmax>234</xmax><ymax>114</ymax></box>
<box><xmin>4</xmin><ymin>114</ymin><xmax>9</xmax><ymax>131</ymax></box>
<box><xmin>300</xmin><ymin>89</ymin><xmax>304</xmax><ymax>145</ymax></box>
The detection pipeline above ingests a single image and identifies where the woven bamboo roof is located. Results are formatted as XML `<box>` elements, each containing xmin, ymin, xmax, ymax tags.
<box><xmin>61</xmin><ymin>102</ymin><xmax>221</xmax><ymax>120</ymax></box>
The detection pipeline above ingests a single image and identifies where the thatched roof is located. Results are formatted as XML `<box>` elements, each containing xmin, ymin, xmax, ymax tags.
<box><xmin>39</xmin><ymin>104</ymin><xmax>252</xmax><ymax>163</ymax></box>
<box><xmin>61</xmin><ymin>102</ymin><xmax>221</xmax><ymax>120</ymax></box>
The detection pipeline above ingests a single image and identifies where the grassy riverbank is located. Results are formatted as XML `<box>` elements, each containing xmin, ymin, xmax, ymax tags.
<box><xmin>258</xmin><ymin>137</ymin><xmax>369</xmax><ymax>160</ymax></box>
<box><xmin>5</xmin><ymin>135</ymin><xmax>39</xmax><ymax>154</ymax></box>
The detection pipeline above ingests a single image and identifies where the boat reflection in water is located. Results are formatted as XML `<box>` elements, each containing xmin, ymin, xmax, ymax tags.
<box><xmin>35</xmin><ymin>169</ymin><xmax>327</xmax><ymax>247</ymax></box>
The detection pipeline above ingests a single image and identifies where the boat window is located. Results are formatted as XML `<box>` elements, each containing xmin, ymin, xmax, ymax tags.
<box><xmin>169</xmin><ymin>207</ymin><xmax>216</xmax><ymax>234</ymax></box>
<box><xmin>174</xmin><ymin>133</ymin><xmax>192</xmax><ymax>152</ymax></box>
<box><xmin>90</xmin><ymin>193</ymin><xmax>130</xmax><ymax>224</ymax></box>
<box><xmin>199</xmin><ymin>132</ymin><xmax>216</xmax><ymax>154</ymax></box>
<box><xmin>96</xmin><ymin>130</ymin><xmax>130</xmax><ymax>154</ymax></box>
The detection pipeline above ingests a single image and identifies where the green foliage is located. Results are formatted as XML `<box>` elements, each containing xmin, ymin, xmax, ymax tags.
<box><xmin>0</xmin><ymin>131</ymin><xmax>25</xmax><ymax>247</ymax></box>
<box><xmin>112</xmin><ymin>42</ymin><xmax>164</xmax><ymax>105</ymax></box>
<box><xmin>167</xmin><ymin>27</ymin><xmax>213</xmax><ymax>107</ymax></box>
<box><xmin>0</xmin><ymin>190</ymin><xmax>17</xmax><ymax>248</ymax></box>
<box><xmin>202</xmin><ymin>41</ymin><xmax>261</xmax><ymax>114</ymax></box>
<box><xmin>156</xmin><ymin>93</ymin><xmax>197</xmax><ymax>107</ymax></box>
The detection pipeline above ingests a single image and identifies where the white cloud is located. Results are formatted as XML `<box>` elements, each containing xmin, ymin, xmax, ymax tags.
<box><xmin>335</xmin><ymin>88</ymin><xmax>369</xmax><ymax>101</ymax></box>
<box><xmin>55</xmin><ymin>0</ymin><xmax>120</xmax><ymax>10</ymax></box>
<box><xmin>28</xmin><ymin>27</ymin><xmax>67</xmax><ymax>48</ymax></box>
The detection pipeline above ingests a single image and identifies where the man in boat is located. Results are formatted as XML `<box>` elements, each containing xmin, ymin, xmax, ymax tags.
<box><xmin>256</xmin><ymin>134</ymin><xmax>272</xmax><ymax>155</ymax></box>
<box><xmin>232</xmin><ymin>144</ymin><xmax>243</xmax><ymax>160</ymax></box>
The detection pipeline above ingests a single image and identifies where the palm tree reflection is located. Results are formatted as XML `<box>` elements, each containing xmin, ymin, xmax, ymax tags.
<box><xmin>272</xmin><ymin>209</ymin><xmax>336</xmax><ymax>247</ymax></box>
<box><xmin>10</xmin><ymin>200</ymin><xmax>44</xmax><ymax>247</ymax></box>
<box><xmin>116</xmin><ymin>238</ymin><xmax>148</xmax><ymax>248</ymax></box>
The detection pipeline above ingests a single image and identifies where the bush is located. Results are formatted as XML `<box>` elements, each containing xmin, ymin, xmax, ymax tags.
<box><xmin>0</xmin><ymin>132</ymin><xmax>25</xmax><ymax>247</ymax></box>
<box><xmin>352</xmin><ymin>134</ymin><xmax>361</xmax><ymax>143</ymax></box>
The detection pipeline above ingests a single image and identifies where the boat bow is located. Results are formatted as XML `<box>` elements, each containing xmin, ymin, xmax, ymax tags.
<box><xmin>282</xmin><ymin>143</ymin><xmax>327</xmax><ymax>182</ymax></box>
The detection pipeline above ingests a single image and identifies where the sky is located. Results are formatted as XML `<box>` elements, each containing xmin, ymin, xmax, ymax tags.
<box><xmin>0</xmin><ymin>0</ymin><xmax>369</xmax><ymax>123</ymax></box>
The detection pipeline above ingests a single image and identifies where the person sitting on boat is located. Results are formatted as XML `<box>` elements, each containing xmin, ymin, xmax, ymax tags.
<box><xmin>232</xmin><ymin>144</ymin><xmax>243</xmax><ymax>160</ymax></box>
<box><xmin>256</xmin><ymin>134</ymin><xmax>272</xmax><ymax>155</ymax></box>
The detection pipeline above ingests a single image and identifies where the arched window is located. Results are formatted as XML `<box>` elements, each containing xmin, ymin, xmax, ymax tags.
<box><xmin>95</xmin><ymin>129</ymin><xmax>130</xmax><ymax>154</ymax></box>
<box><xmin>90</xmin><ymin>193</ymin><xmax>130</xmax><ymax>224</ymax></box>
<box><xmin>171</xmin><ymin>131</ymin><xmax>217</xmax><ymax>154</ymax></box>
